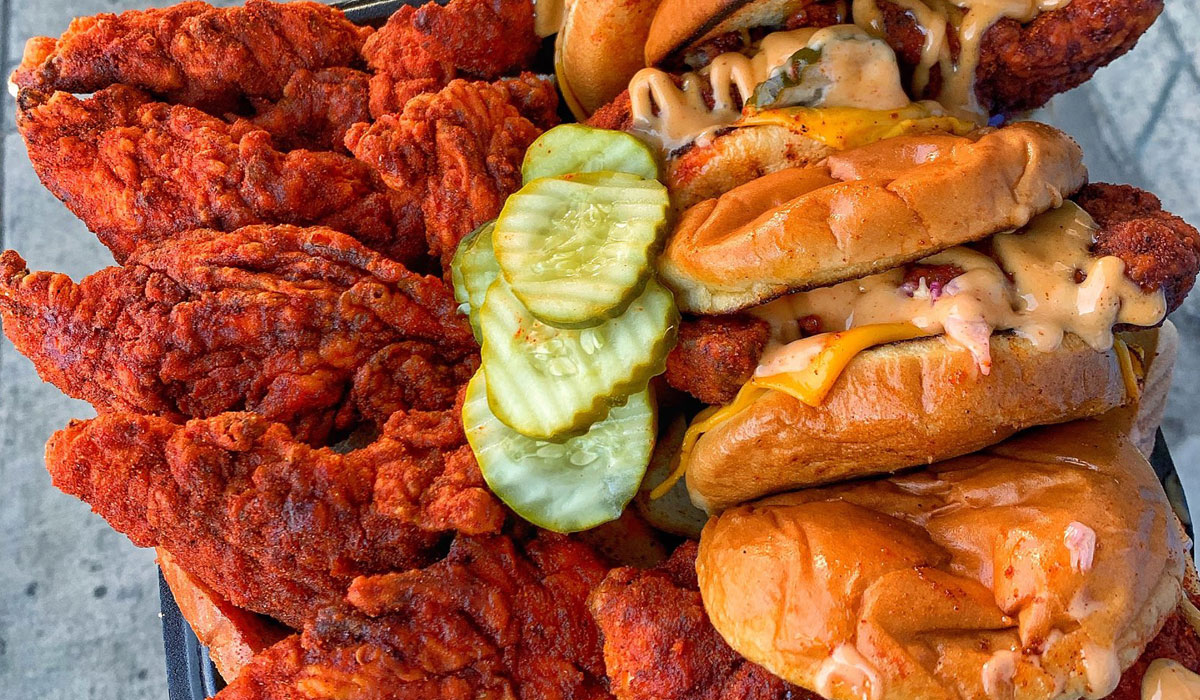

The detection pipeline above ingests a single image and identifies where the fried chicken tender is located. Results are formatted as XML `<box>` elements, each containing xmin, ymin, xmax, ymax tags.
<box><xmin>0</xmin><ymin>226</ymin><xmax>473</xmax><ymax>444</ymax></box>
<box><xmin>362</xmin><ymin>0</ymin><xmax>540</xmax><ymax>117</ymax></box>
<box><xmin>158</xmin><ymin>548</ymin><xmax>290</xmax><ymax>681</ymax></box>
<box><xmin>1077</xmin><ymin>183</ymin><xmax>1200</xmax><ymax>311</ymax></box>
<box><xmin>499</xmin><ymin>72</ymin><xmax>563</xmax><ymax>131</ymax></box>
<box><xmin>665</xmin><ymin>316</ymin><xmax>771</xmax><ymax>405</ymax></box>
<box><xmin>241</xmin><ymin>68</ymin><xmax>373</xmax><ymax>153</ymax></box>
<box><xmin>10</xmin><ymin>0</ymin><xmax>370</xmax><ymax>114</ymax></box>
<box><xmin>658</xmin><ymin>185</ymin><xmax>1200</xmax><ymax>406</ymax></box>
<box><xmin>873</xmin><ymin>0</ymin><xmax>1162</xmax><ymax>114</ymax></box>
<box><xmin>347</xmin><ymin>78</ymin><xmax>547</xmax><ymax>274</ymax></box>
<box><xmin>16</xmin><ymin>85</ymin><xmax>425</xmax><ymax>265</ymax></box>
<box><xmin>45</xmin><ymin>402</ymin><xmax>505</xmax><ymax>629</ymax></box>
<box><xmin>218</xmin><ymin>533</ymin><xmax>613</xmax><ymax>699</ymax></box>
<box><xmin>589</xmin><ymin>542</ymin><xmax>807</xmax><ymax>700</ymax></box>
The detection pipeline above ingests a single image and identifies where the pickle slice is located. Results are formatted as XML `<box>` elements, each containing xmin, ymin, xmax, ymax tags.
<box><xmin>494</xmin><ymin>171</ymin><xmax>669</xmax><ymax>326</ymax></box>
<box><xmin>450</xmin><ymin>220</ymin><xmax>499</xmax><ymax>341</ymax></box>
<box><xmin>522</xmin><ymin>124</ymin><xmax>660</xmax><ymax>183</ymax></box>
<box><xmin>464</xmin><ymin>370</ymin><xmax>655</xmax><ymax>533</ymax></box>
<box><xmin>480</xmin><ymin>275</ymin><xmax>677</xmax><ymax>440</ymax></box>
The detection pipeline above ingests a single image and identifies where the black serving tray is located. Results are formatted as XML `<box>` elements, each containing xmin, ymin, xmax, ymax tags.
<box><xmin>161</xmin><ymin>430</ymin><xmax>1194</xmax><ymax>700</ymax></box>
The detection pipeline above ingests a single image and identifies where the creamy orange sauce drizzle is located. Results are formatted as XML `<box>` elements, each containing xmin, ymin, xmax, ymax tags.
<box><xmin>627</xmin><ymin>26</ymin><xmax>911</xmax><ymax>151</ymax></box>
<box><xmin>1142</xmin><ymin>659</ymin><xmax>1200</xmax><ymax>700</ymax></box>
<box><xmin>752</xmin><ymin>201</ymin><xmax>1166</xmax><ymax>376</ymax></box>
<box><xmin>850</xmin><ymin>0</ymin><xmax>1072</xmax><ymax>117</ymax></box>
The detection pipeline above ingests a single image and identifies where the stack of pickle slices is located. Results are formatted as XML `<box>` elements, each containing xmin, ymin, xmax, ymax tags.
<box><xmin>452</xmin><ymin>125</ymin><xmax>679</xmax><ymax>532</ymax></box>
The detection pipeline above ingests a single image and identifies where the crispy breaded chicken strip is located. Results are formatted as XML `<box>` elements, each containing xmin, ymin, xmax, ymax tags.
<box><xmin>878</xmin><ymin>0</ymin><xmax>1163</xmax><ymax>115</ymax></box>
<box><xmin>1077</xmin><ymin>183</ymin><xmax>1200</xmax><ymax>311</ymax></box>
<box><xmin>10</xmin><ymin>0</ymin><xmax>370</xmax><ymax>114</ymax></box>
<box><xmin>666</xmin><ymin>316</ymin><xmax>771</xmax><ymax>406</ymax></box>
<box><xmin>660</xmin><ymin>184</ymin><xmax>1200</xmax><ymax>406</ymax></box>
<box><xmin>240</xmin><ymin>68</ymin><xmax>373</xmax><ymax>153</ymax></box>
<box><xmin>590</xmin><ymin>542</ymin><xmax>807</xmax><ymax>700</ymax></box>
<box><xmin>45</xmin><ymin>403</ymin><xmax>506</xmax><ymax>629</ymax></box>
<box><xmin>347</xmin><ymin>78</ymin><xmax>548</xmax><ymax>274</ymax></box>
<box><xmin>16</xmin><ymin>85</ymin><xmax>425</xmax><ymax>264</ymax></box>
<box><xmin>362</xmin><ymin>0</ymin><xmax>539</xmax><ymax>117</ymax></box>
<box><xmin>217</xmin><ymin>533</ymin><xmax>613</xmax><ymax>699</ymax></box>
<box><xmin>0</xmin><ymin>226</ymin><xmax>474</xmax><ymax>444</ymax></box>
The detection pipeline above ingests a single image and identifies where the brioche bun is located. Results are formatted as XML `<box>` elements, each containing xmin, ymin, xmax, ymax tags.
<box><xmin>697</xmin><ymin>417</ymin><xmax>1189</xmax><ymax>700</ymax></box>
<box><xmin>686</xmin><ymin>331</ymin><xmax>1139</xmax><ymax>513</ymax></box>
<box><xmin>555</xmin><ymin>0</ymin><xmax>662</xmax><ymax>119</ymax></box>
<box><xmin>659</xmin><ymin>122</ymin><xmax>1087</xmax><ymax>314</ymax></box>
<box><xmin>644</xmin><ymin>0</ymin><xmax>817</xmax><ymax>66</ymax></box>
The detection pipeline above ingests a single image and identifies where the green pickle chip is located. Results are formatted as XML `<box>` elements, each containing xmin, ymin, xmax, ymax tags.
<box><xmin>463</xmin><ymin>370</ymin><xmax>655</xmax><ymax>533</ymax></box>
<box><xmin>521</xmin><ymin>124</ymin><xmax>660</xmax><ymax>183</ymax></box>
<box><xmin>480</xmin><ymin>275</ymin><xmax>677</xmax><ymax>441</ymax></box>
<box><xmin>449</xmin><ymin>220</ymin><xmax>499</xmax><ymax>341</ymax></box>
<box><xmin>494</xmin><ymin>171</ymin><xmax>669</xmax><ymax>327</ymax></box>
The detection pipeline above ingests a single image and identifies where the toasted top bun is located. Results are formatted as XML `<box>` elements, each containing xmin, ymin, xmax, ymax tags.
<box><xmin>697</xmin><ymin>417</ymin><xmax>1189</xmax><ymax>700</ymax></box>
<box><xmin>645</xmin><ymin>0</ymin><xmax>815</xmax><ymax>66</ymax></box>
<box><xmin>556</xmin><ymin>0</ymin><xmax>662</xmax><ymax>118</ymax></box>
<box><xmin>686</xmin><ymin>330</ymin><xmax>1137</xmax><ymax>512</ymax></box>
<box><xmin>658</xmin><ymin>122</ymin><xmax>1087</xmax><ymax>314</ymax></box>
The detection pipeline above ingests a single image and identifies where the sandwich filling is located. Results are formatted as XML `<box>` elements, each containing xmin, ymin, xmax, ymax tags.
<box><xmin>752</xmin><ymin>200</ymin><xmax>1166</xmax><ymax>382</ymax></box>
<box><xmin>627</xmin><ymin>25</ymin><xmax>967</xmax><ymax>152</ymax></box>
<box><xmin>851</xmin><ymin>0</ymin><xmax>1073</xmax><ymax>118</ymax></box>
<box><xmin>627</xmin><ymin>0</ymin><xmax>1079</xmax><ymax>152</ymax></box>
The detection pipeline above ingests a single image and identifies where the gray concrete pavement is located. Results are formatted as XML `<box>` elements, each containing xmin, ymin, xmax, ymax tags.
<box><xmin>0</xmin><ymin>2</ymin><xmax>1197</xmax><ymax>698</ymax></box>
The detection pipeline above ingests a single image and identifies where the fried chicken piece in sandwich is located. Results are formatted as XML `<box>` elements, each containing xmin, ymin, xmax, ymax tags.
<box><xmin>362</xmin><ymin>0</ymin><xmax>540</xmax><ymax>118</ymax></box>
<box><xmin>1107</xmin><ymin>608</ymin><xmax>1200</xmax><ymax>700</ymax></box>
<box><xmin>873</xmin><ymin>0</ymin><xmax>1163</xmax><ymax>115</ymax></box>
<box><xmin>590</xmin><ymin>541</ymin><xmax>807</xmax><ymax>700</ymax></box>
<box><xmin>10</xmin><ymin>0</ymin><xmax>370</xmax><ymax>114</ymax></box>
<box><xmin>218</xmin><ymin>533</ymin><xmax>612</xmax><ymax>699</ymax></box>
<box><xmin>347</xmin><ymin>78</ymin><xmax>549</xmax><ymax>275</ymax></box>
<box><xmin>0</xmin><ymin>226</ymin><xmax>473</xmax><ymax>444</ymax></box>
<box><xmin>45</xmin><ymin>401</ymin><xmax>505</xmax><ymax>630</ymax></box>
<box><xmin>16</xmin><ymin>85</ymin><xmax>425</xmax><ymax>265</ymax></box>
<box><xmin>666</xmin><ymin>316</ymin><xmax>772</xmax><ymax>406</ymax></box>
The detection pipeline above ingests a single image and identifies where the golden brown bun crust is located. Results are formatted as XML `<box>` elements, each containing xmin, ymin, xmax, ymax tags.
<box><xmin>659</xmin><ymin>122</ymin><xmax>1087</xmax><ymax>314</ymax></box>
<box><xmin>645</xmin><ymin>0</ymin><xmax>817</xmax><ymax>66</ymax></box>
<box><xmin>557</xmin><ymin>0</ymin><xmax>662</xmax><ymax>117</ymax></box>
<box><xmin>698</xmin><ymin>418</ymin><xmax>1188</xmax><ymax>700</ymax></box>
<box><xmin>686</xmin><ymin>332</ymin><xmax>1131</xmax><ymax>513</ymax></box>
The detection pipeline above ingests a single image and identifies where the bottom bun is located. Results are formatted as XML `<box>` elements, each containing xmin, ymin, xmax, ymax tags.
<box><xmin>686</xmin><ymin>331</ymin><xmax>1140</xmax><ymax>513</ymax></box>
<box><xmin>697</xmin><ymin>418</ymin><xmax>1188</xmax><ymax>700</ymax></box>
